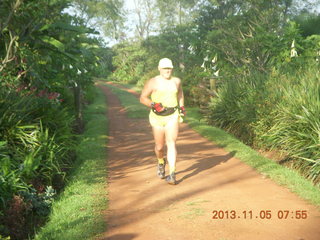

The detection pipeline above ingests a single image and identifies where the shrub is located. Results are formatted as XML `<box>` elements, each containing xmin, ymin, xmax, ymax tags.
<box><xmin>0</xmin><ymin>87</ymin><xmax>75</xmax><ymax>239</ymax></box>
<box><xmin>206</xmin><ymin>72</ymin><xmax>268</xmax><ymax>145</ymax></box>
<box><xmin>257</xmin><ymin>66</ymin><xmax>320</xmax><ymax>184</ymax></box>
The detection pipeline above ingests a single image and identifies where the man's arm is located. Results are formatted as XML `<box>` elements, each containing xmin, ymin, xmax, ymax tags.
<box><xmin>140</xmin><ymin>78</ymin><xmax>154</xmax><ymax>108</ymax></box>
<box><xmin>177</xmin><ymin>78</ymin><xmax>184</xmax><ymax>107</ymax></box>
<box><xmin>177</xmin><ymin>78</ymin><xmax>186</xmax><ymax>116</ymax></box>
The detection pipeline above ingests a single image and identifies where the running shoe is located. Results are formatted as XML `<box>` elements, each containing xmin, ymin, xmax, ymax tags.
<box><xmin>157</xmin><ymin>162</ymin><xmax>166</xmax><ymax>179</ymax></box>
<box><xmin>166</xmin><ymin>173</ymin><xmax>176</xmax><ymax>185</ymax></box>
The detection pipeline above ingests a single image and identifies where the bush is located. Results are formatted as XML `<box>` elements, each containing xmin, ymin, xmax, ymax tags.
<box><xmin>0</xmin><ymin>87</ymin><xmax>75</xmax><ymax>239</ymax></box>
<box><xmin>256</xmin><ymin>66</ymin><xmax>320</xmax><ymax>184</ymax></box>
<box><xmin>207</xmin><ymin>64</ymin><xmax>320</xmax><ymax>185</ymax></box>
<box><xmin>206</xmin><ymin>72</ymin><xmax>268</xmax><ymax>145</ymax></box>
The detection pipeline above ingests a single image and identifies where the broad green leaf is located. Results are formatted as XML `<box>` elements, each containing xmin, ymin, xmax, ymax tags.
<box><xmin>40</xmin><ymin>36</ymin><xmax>65</xmax><ymax>51</ymax></box>
<box><xmin>81</xmin><ymin>43</ymin><xmax>100</xmax><ymax>49</ymax></box>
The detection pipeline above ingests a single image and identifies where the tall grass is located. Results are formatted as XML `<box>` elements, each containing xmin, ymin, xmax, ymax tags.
<box><xmin>258</xmin><ymin>68</ymin><xmax>320</xmax><ymax>184</ymax></box>
<box><xmin>207</xmin><ymin>72</ymin><xmax>268</xmax><ymax>145</ymax></box>
<box><xmin>206</xmin><ymin>65</ymin><xmax>320</xmax><ymax>185</ymax></box>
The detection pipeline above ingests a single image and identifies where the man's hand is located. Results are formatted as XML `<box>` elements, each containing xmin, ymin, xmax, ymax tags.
<box><xmin>152</xmin><ymin>102</ymin><xmax>165</xmax><ymax>113</ymax></box>
<box><xmin>179</xmin><ymin>106</ymin><xmax>186</xmax><ymax>116</ymax></box>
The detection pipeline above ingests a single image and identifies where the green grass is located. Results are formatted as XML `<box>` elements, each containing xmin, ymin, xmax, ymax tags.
<box><xmin>33</xmin><ymin>87</ymin><xmax>108</xmax><ymax>240</ymax></box>
<box><xmin>105</xmin><ymin>83</ymin><xmax>148</xmax><ymax>119</ymax></box>
<box><xmin>101</xmin><ymin>81</ymin><xmax>320</xmax><ymax>208</ymax></box>
<box><xmin>113</xmin><ymin>82</ymin><xmax>142</xmax><ymax>93</ymax></box>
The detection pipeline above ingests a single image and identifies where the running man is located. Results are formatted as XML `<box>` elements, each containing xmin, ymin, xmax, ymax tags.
<box><xmin>140</xmin><ymin>58</ymin><xmax>186</xmax><ymax>185</ymax></box>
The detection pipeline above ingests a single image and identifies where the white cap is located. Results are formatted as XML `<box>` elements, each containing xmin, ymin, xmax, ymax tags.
<box><xmin>158</xmin><ymin>58</ymin><xmax>173</xmax><ymax>68</ymax></box>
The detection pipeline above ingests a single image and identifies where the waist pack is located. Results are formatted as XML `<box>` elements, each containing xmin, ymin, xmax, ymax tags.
<box><xmin>152</xmin><ymin>106</ymin><xmax>178</xmax><ymax>116</ymax></box>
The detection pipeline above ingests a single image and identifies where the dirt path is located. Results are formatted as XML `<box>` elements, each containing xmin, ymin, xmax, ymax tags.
<box><xmin>98</xmin><ymin>84</ymin><xmax>320</xmax><ymax>240</ymax></box>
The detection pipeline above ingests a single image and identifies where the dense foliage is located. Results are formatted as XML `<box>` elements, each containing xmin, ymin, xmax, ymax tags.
<box><xmin>0</xmin><ymin>0</ymin><xmax>113</xmax><ymax>239</ymax></box>
<box><xmin>110</xmin><ymin>0</ymin><xmax>320</xmax><ymax>186</ymax></box>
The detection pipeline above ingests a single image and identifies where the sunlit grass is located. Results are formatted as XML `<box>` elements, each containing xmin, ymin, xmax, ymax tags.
<box><xmin>103</xmin><ymin>83</ymin><xmax>149</xmax><ymax>119</ymax></box>
<box><xmin>34</xmin><ymin>88</ymin><xmax>108</xmax><ymax>240</ymax></box>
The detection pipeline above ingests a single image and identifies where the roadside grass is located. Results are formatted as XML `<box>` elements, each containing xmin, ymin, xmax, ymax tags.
<box><xmin>101</xmin><ymin>81</ymin><xmax>320</xmax><ymax>208</ymax></box>
<box><xmin>34</xmin><ymin>87</ymin><xmax>108</xmax><ymax>240</ymax></box>
<box><xmin>105</xmin><ymin>83</ymin><xmax>148</xmax><ymax>119</ymax></box>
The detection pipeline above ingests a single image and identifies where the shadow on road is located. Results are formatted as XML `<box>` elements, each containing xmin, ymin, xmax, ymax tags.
<box><xmin>176</xmin><ymin>150</ymin><xmax>237</xmax><ymax>184</ymax></box>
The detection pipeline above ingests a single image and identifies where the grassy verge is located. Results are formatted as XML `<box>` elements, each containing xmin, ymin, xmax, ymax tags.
<box><xmin>105</xmin><ymin>83</ymin><xmax>148</xmax><ymax>119</ymax></box>
<box><xmin>34</xmin><ymin>87</ymin><xmax>108</xmax><ymax>240</ymax></box>
<box><xmin>101</xmin><ymin>81</ymin><xmax>320</xmax><ymax>208</ymax></box>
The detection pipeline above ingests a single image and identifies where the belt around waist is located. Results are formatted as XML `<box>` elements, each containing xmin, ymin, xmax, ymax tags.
<box><xmin>152</xmin><ymin>106</ymin><xmax>178</xmax><ymax>116</ymax></box>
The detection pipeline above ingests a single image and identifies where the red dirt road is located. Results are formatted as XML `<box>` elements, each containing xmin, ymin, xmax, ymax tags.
<box><xmin>98</xmin><ymin>84</ymin><xmax>320</xmax><ymax>240</ymax></box>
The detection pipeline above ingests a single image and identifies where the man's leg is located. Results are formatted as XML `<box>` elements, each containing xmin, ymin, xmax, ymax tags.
<box><xmin>152</xmin><ymin>126</ymin><xmax>166</xmax><ymax>178</ymax></box>
<box><xmin>152</xmin><ymin>126</ymin><xmax>165</xmax><ymax>159</ymax></box>
<box><xmin>165</xmin><ymin>118</ymin><xmax>179</xmax><ymax>183</ymax></box>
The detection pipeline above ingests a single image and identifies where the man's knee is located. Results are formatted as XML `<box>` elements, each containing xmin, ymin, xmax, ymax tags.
<box><xmin>155</xmin><ymin>143</ymin><xmax>164</xmax><ymax>153</ymax></box>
